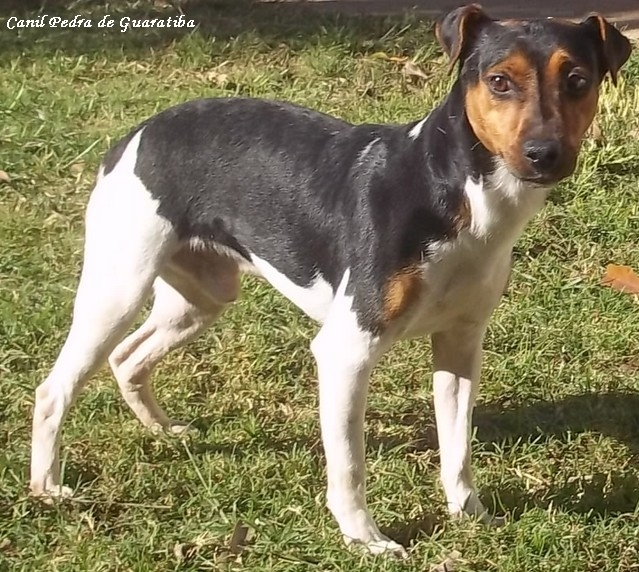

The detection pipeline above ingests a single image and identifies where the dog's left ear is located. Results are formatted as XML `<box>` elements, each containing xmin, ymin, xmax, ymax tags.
<box><xmin>583</xmin><ymin>14</ymin><xmax>632</xmax><ymax>85</ymax></box>
<box><xmin>436</xmin><ymin>4</ymin><xmax>492</xmax><ymax>73</ymax></box>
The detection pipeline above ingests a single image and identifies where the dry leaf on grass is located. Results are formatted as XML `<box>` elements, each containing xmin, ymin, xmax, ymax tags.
<box><xmin>370</xmin><ymin>52</ymin><xmax>408</xmax><ymax>63</ymax></box>
<box><xmin>199</xmin><ymin>66</ymin><xmax>231</xmax><ymax>87</ymax></box>
<box><xmin>586</xmin><ymin>118</ymin><xmax>604</xmax><ymax>143</ymax></box>
<box><xmin>173</xmin><ymin>541</ymin><xmax>199</xmax><ymax>563</ymax></box>
<box><xmin>206</xmin><ymin>70</ymin><xmax>229</xmax><ymax>86</ymax></box>
<box><xmin>430</xmin><ymin>550</ymin><xmax>462</xmax><ymax>572</ymax></box>
<box><xmin>173</xmin><ymin>522</ymin><xmax>254</xmax><ymax>566</ymax></box>
<box><xmin>69</xmin><ymin>162</ymin><xmax>85</xmax><ymax>176</ymax></box>
<box><xmin>0</xmin><ymin>170</ymin><xmax>11</xmax><ymax>184</ymax></box>
<box><xmin>601</xmin><ymin>264</ymin><xmax>639</xmax><ymax>295</ymax></box>
<box><xmin>228</xmin><ymin>521</ymin><xmax>252</xmax><ymax>554</ymax></box>
<box><xmin>403</xmin><ymin>60</ymin><xmax>430</xmax><ymax>81</ymax></box>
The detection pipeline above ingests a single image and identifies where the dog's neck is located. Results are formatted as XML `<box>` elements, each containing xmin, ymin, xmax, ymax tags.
<box><xmin>417</xmin><ymin>82</ymin><xmax>550</xmax><ymax>244</ymax></box>
<box><xmin>417</xmin><ymin>81</ymin><xmax>491</xmax><ymax>176</ymax></box>
<box><xmin>472</xmin><ymin>161</ymin><xmax>549</xmax><ymax>245</ymax></box>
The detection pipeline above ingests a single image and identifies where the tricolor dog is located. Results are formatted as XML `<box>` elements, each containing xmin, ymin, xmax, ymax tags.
<box><xmin>30</xmin><ymin>5</ymin><xmax>631</xmax><ymax>558</ymax></box>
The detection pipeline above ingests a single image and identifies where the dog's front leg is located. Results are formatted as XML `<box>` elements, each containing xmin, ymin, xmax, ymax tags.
<box><xmin>431</xmin><ymin>324</ymin><xmax>497</xmax><ymax>524</ymax></box>
<box><xmin>310</xmin><ymin>288</ymin><xmax>406</xmax><ymax>558</ymax></box>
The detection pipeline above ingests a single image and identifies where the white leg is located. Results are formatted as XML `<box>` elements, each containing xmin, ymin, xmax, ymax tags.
<box><xmin>109</xmin><ymin>272</ymin><xmax>231</xmax><ymax>431</ymax></box>
<box><xmin>431</xmin><ymin>324</ymin><xmax>495</xmax><ymax>522</ymax></box>
<box><xmin>30</xmin><ymin>248</ymin><xmax>169</xmax><ymax>498</ymax></box>
<box><xmin>311</xmin><ymin>272</ymin><xmax>406</xmax><ymax>558</ymax></box>
<box><xmin>30</xmin><ymin>133</ymin><xmax>176</xmax><ymax>497</ymax></box>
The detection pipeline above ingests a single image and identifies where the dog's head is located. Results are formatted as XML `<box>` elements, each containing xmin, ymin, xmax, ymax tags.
<box><xmin>436</xmin><ymin>4</ymin><xmax>632</xmax><ymax>184</ymax></box>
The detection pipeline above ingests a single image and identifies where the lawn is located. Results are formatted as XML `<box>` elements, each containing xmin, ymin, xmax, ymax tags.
<box><xmin>1</xmin><ymin>1</ymin><xmax>639</xmax><ymax>570</ymax></box>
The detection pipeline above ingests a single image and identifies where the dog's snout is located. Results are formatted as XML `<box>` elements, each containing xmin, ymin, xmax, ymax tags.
<box><xmin>523</xmin><ymin>139</ymin><xmax>562</xmax><ymax>173</ymax></box>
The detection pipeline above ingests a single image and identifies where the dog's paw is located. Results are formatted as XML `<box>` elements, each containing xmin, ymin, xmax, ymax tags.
<box><xmin>448</xmin><ymin>492</ymin><xmax>506</xmax><ymax>527</ymax></box>
<box><xmin>485</xmin><ymin>513</ymin><xmax>507</xmax><ymax>527</ymax></box>
<box><xmin>150</xmin><ymin>419</ymin><xmax>193</xmax><ymax>435</ymax></box>
<box><xmin>345</xmin><ymin>535</ymin><xmax>409</xmax><ymax>559</ymax></box>
<box><xmin>30</xmin><ymin>484</ymin><xmax>74</xmax><ymax>504</ymax></box>
<box><xmin>167</xmin><ymin>420</ymin><xmax>193</xmax><ymax>435</ymax></box>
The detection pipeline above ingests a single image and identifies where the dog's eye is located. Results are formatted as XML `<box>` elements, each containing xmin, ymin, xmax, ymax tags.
<box><xmin>487</xmin><ymin>74</ymin><xmax>512</xmax><ymax>94</ymax></box>
<box><xmin>566</xmin><ymin>72</ymin><xmax>590</xmax><ymax>96</ymax></box>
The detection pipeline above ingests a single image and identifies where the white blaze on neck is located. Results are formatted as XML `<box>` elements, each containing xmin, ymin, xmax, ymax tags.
<box><xmin>408</xmin><ymin>117</ymin><xmax>428</xmax><ymax>140</ymax></box>
<box><xmin>463</xmin><ymin>176</ymin><xmax>492</xmax><ymax>238</ymax></box>
<box><xmin>463</xmin><ymin>162</ymin><xmax>549</xmax><ymax>242</ymax></box>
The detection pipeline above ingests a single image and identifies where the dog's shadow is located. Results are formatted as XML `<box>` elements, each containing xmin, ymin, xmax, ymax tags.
<box><xmin>61</xmin><ymin>391</ymin><xmax>639</xmax><ymax>544</ymax></box>
<box><xmin>474</xmin><ymin>391</ymin><xmax>639</xmax><ymax>450</ymax></box>
<box><xmin>473</xmin><ymin>392</ymin><xmax>639</xmax><ymax>514</ymax></box>
<box><xmin>372</xmin><ymin>392</ymin><xmax>639</xmax><ymax>544</ymax></box>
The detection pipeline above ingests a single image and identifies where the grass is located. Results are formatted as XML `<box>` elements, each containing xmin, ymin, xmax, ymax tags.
<box><xmin>1</xmin><ymin>1</ymin><xmax>639</xmax><ymax>570</ymax></box>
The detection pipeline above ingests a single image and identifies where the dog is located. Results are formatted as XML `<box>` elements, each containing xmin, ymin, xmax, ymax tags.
<box><xmin>30</xmin><ymin>4</ymin><xmax>631</xmax><ymax>558</ymax></box>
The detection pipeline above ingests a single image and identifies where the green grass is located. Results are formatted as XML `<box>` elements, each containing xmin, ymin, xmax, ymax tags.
<box><xmin>2</xmin><ymin>1</ymin><xmax>639</xmax><ymax>570</ymax></box>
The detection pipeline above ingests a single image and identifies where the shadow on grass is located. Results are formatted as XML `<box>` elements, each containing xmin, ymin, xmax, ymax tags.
<box><xmin>52</xmin><ymin>391</ymin><xmax>639</xmax><ymax>543</ymax></box>
<box><xmin>357</xmin><ymin>391</ymin><xmax>639</xmax><ymax>527</ymax></box>
<box><xmin>474</xmin><ymin>391</ymin><xmax>639</xmax><ymax>453</ymax></box>
<box><xmin>473</xmin><ymin>391</ymin><xmax>639</xmax><ymax>517</ymax></box>
<box><xmin>371</xmin><ymin>392</ymin><xmax>639</xmax><ymax>516</ymax></box>
<box><xmin>381</xmin><ymin>513</ymin><xmax>443</xmax><ymax>547</ymax></box>
<box><xmin>481</xmin><ymin>470</ymin><xmax>639</xmax><ymax>520</ymax></box>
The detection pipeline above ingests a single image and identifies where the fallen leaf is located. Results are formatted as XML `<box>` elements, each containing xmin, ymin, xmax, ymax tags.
<box><xmin>618</xmin><ymin>356</ymin><xmax>639</xmax><ymax>375</ymax></box>
<box><xmin>228</xmin><ymin>521</ymin><xmax>253</xmax><ymax>554</ymax></box>
<box><xmin>601</xmin><ymin>264</ymin><xmax>639</xmax><ymax>295</ymax></box>
<box><xmin>69</xmin><ymin>162</ymin><xmax>85</xmax><ymax>176</ymax></box>
<box><xmin>202</xmin><ymin>69</ymin><xmax>230</xmax><ymax>86</ymax></box>
<box><xmin>173</xmin><ymin>541</ymin><xmax>199</xmax><ymax>563</ymax></box>
<box><xmin>0</xmin><ymin>170</ymin><xmax>11</xmax><ymax>183</ymax></box>
<box><xmin>370</xmin><ymin>52</ymin><xmax>408</xmax><ymax>63</ymax></box>
<box><xmin>360</xmin><ymin>81</ymin><xmax>375</xmax><ymax>97</ymax></box>
<box><xmin>279</xmin><ymin>402</ymin><xmax>294</xmax><ymax>417</ymax></box>
<box><xmin>173</xmin><ymin>524</ymin><xmax>254</xmax><ymax>566</ymax></box>
<box><xmin>587</xmin><ymin>118</ymin><xmax>604</xmax><ymax>143</ymax></box>
<box><xmin>403</xmin><ymin>60</ymin><xmax>429</xmax><ymax>81</ymax></box>
<box><xmin>430</xmin><ymin>550</ymin><xmax>462</xmax><ymax>572</ymax></box>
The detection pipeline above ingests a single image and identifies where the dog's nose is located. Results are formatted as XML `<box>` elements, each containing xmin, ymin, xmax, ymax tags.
<box><xmin>523</xmin><ymin>139</ymin><xmax>562</xmax><ymax>173</ymax></box>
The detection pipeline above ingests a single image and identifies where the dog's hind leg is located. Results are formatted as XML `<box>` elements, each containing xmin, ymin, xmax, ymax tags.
<box><xmin>109</xmin><ymin>248</ymin><xmax>240</xmax><ymax>432</ymax></box>
<box><xmin>30</xmin><ymin>131</ymin><xmax>177</xmax><ymax>498</ymax></box>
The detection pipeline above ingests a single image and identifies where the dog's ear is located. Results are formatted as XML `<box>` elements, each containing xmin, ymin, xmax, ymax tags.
<box><xmin>583</xmin><ymin>14</ymin><xmax>632</xmax><ymax>85</ymax></box>
<box><xmin>436</xmin><ymin>4</ymin><xmax>492</xmax><ymax>73</ymax></box>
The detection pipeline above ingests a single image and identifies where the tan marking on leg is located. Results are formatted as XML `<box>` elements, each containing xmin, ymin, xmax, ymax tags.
<box><xmin>453</xmin><ymin>195</ymin><xmax>472</xmax><ymax>233</ymax></box>
<box><xmin>382</xmin><ymin>266</ymin><xmax>422</xmax><ymax>323</ymax></box>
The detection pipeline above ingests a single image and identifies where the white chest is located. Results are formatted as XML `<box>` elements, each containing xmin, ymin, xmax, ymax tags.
<box><xmin>401</xmin><ymin>170</ymin><xmax>548</xmax><ymax>337</ymax></box>
<box><xmin>400</xmin><ymin>241</ymin><xmax>513</xmax><ymax>337</ymax></box>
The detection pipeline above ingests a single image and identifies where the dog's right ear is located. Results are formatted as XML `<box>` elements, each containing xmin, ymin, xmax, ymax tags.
<box><xmin>436</xmin><ymin>4</ymin><xmax>491</xmax><ymax>73</ymax></box>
